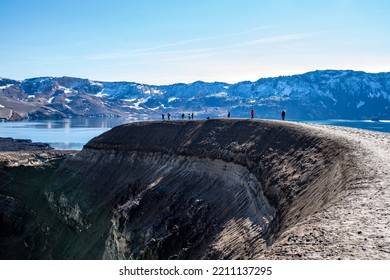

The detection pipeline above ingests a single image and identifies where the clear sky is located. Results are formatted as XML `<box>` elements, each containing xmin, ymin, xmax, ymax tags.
<box><xmin>1</xmin><ymin>0</ymin><xmax>390</xmax><ymax>84</ymax></box>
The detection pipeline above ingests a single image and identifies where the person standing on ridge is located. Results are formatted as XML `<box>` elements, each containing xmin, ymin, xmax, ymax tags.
<box><xmin>281</xmin><ymin>110</ymin><xmax>286</xmax><ymax>120</ymax></box>
<box><xmin>251</xmin><ymin>108</ymin><xmax>254</xmax><ymax>119</ymax></box>
<box><xmin>228</xmin><ymin>111</ymin><xmax>231</xmax><ymax>118</ymax></box>
<box><xmin>191</xmin><ymin>112</ymin><xmax>194</xmax><ymax>119</ymax></box>
<box><xmin>162</xmin><ymin>113</ymin><xmax>165</xmax><ymax>120</ymax></box>
<box><xmin>168</xmin><ymin>112</ymin><xmax>171</xmax><ymax>120</ymax></box>
<box><xmin>181</xmin><ymin>113</ymin><xmax>185</xmax><ymax>119</ymax></box>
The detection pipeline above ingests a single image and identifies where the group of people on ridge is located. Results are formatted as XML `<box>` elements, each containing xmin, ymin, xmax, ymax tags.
<box><xmin>162</xmin><ymin>109</ymin><xmax>286</xmax><ymax>120</ymax></box>
<box><xmin>162</xmin><ymin>112</ymin><xmax>194</xmax><ymax>120</ymax></box>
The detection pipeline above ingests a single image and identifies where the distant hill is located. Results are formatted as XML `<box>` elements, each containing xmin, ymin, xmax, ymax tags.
<box><xmin>1</xmin><ymin>70</ymin><xmax>389</xmax><ymax>121</ymax></box>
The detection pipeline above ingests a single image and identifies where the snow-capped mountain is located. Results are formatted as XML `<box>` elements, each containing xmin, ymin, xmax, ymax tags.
<box><xmin>1</xmin><ymin>70</ymin><xmax>389</xmax><ymax>121</ymax></box>
<box><xmin>229</xmin><ymin>70</ymin><xmax>390</xmax><ymax>119</ymax></box>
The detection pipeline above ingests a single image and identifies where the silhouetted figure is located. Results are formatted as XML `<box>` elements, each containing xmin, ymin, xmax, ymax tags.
<box><xmin>251</xmin><ymin>108</ymin><xmax>254</xmax><ymax>119</ymax></box>
<box><xmin>188</xmin><ymin>114</ymin><xmax>191</xmax><ymax>120</ymax></box>
<box><xmin>181</xmin><ymin>113</ymin><xmax>185</xmax><ymax>119</ymax></box>
<box><xmin>191</xmin><ymin>112</ymin><xmax>194</xmax><ymax>119</ymax></box>
<box><xmin>227</xmin><ymin>112</ymin><xmax>231</xmax><ymax>118</ymax></box>
<box><xmin>281</xmin><ymin>110</ymin><xmax>286</xmax><ymax>121</ymax></box>
<box><xmin>162</xmin><ymin>113</ymin><xmax>165</xmax><ymax>120</ymax></box>
<box><xmin>168</xmin><ymin>112</ymin><xmax>171</xmax><ymax>120</ymax></box>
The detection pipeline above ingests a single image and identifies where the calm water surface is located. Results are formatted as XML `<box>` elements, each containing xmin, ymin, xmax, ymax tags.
<box><xmin>300</xmin><ymin>119</ymin><xmax>390</xmax><ymax>133</ymax></box>
<box><xmin>0</xmin><ymin>118</ymin><xmax>389</xmax><ymax>150</ymax></box>
<box><xmin>0</xmin><ymin>118</ymin><xmax>128</xmax><ymax>150</ymax></box>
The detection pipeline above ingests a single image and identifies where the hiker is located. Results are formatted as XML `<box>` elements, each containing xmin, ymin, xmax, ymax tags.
<box><xmin>181</xmin><ymin>113</ymin><xmax>185</xmax><ymax>119</ymax></box>
<box><xmin>168</xmin><ymin>112</ymin><xmax>171</xmax><ymax>120</ymax></box>
<box><xmin>191</xmin><ymin>112</ymin><xmax>194</xmax><ymax>119</ymax></box>
<box><xmin>251</xmin><ymin>108</ymin><xmax>254</xmax><ymax>119</ymax></box>
<box><xmin>188</xmin><ymin>113</ymin><xmax>191</xmax><ymax>120</ymax></box>
<box><xmin>281</xmin><ymin>110</ymin><xmax>286</xmax><ymax>120</ymax></box>
<box><xmin>162</xmin><ymin>113</ymin><xmax>165</xmax><ymax>120</ymax></box>
<box><xmin>227</xmin><ymin>111</ymin><xmax>231</xmax><ymax>118</ymax></box>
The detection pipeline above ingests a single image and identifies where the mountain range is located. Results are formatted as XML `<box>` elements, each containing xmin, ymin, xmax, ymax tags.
<box><xmin>1</xmin><ymin>70</ymin><xmax>389</xmax><ymax>121</ymax></box>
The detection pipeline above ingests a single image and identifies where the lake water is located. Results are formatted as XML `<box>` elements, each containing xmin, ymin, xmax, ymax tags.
<box><xmin>300</xmin><ymin>119</ymin><xmax>390</xmax><ymax>133</ymax></box>
<box><xmin>0</xmin><ymin>117</ymin><xmax>389</xmax><ymax>150</ymax></box>
<box><xmin>0</xmin><ymin>118</ymin><xmax>128</xmax><ymax>150</ymax></box>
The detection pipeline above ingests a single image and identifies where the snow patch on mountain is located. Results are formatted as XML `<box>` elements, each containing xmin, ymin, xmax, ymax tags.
<box><xmin>121</xmin><ymin>97</ymin><xmax>150</xmax><ymax>111</ymax></box>
<box><xmin>121</xmin><ymin>98</ymin><xmax>137</xmax><ymax>102</ymax></box>
<box><xmin>145</xmin><ymin>88</ymin><xmax>162</xmax><ymax>95</ymax></box>
<box><xmin>58</xmin><ymin>86</ymin><xmax>72</xmax><ymax>94</ymax></box>
<box><xmin>357</xmin><ymin>101</ymin><xmax>365</xmax><ymax>109</ymax></box>
<box><xmin>135</xmin><ymin>97</ymin><xmax>149</xmax><ymax>106</ymax></box>
<box><xmin>168</xmin><ymin>97</ymin><xmax>178</xmax><ymax>103</ymax></box>
<box><xmin>90</xmin><ymin>81</ymin><xmax>103</xmax><ymax>87</ymax></box>
<box><xmin>0</xmin><ymin>84</ymin><xmax>14</xmax><ymax>90</ymax></box>
<box><xmin>207</xmin><ymin>92</ymin><xmax>228</xmax><ymax>98</ymax></box>
<box><xmin>95</xmin><ymin>90</ymin><xmax>109</xmax><ymax>98</ymax></box>
<box><xmin>150</xmin><ymin>104</ymin><xmax>167</xmax><ymax>111</ymax></box>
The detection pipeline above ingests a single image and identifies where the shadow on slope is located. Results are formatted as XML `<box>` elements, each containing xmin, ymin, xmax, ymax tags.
<box><xmin>42</xmin><ymin>119</ymin><xmax>355</xmax><ymax>259</ymax></box>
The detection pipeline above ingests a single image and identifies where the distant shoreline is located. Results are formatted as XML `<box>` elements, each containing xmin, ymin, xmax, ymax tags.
<box><xmin>0</xmin><ymin>137</ymin><xmax>76</xmax><ymax>167</ymax></box>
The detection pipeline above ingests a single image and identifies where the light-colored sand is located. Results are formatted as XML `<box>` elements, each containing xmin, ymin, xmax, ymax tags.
<box><xmin>257</xmin><ymin>122</ymin><xmax>390</xmax><ymax>259</ymax></box>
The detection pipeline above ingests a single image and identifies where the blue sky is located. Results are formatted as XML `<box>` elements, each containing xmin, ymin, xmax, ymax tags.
<box><xmin>1</xmin><ymin>0</ymin><xmax>389</xmax><ymax>84</ymax></box>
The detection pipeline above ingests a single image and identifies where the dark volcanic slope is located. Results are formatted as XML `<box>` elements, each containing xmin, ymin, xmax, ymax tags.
<box><xmin>43</xmin><ymin>119</ymin><xmax>354</xmax><ymax>259</ymax></box>
<box><xmin>0</xmin><ymin>139</ymin><xmax>76</xmax><ymax>259</ymax></box>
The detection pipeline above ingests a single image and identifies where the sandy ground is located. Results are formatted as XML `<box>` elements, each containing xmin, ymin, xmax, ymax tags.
<box><xmin>258</xmin><ymin>121</ymin><xmax>390</xmax><ymax>259</ymax></box>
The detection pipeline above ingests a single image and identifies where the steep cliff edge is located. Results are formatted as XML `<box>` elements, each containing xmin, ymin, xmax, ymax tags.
<box><xmin>0</xmin><ymin>138</ymin><xmax>76</xmax><ymax>259</ymax></box>
<box><xmin>44</xmin><ymin>119</ymin><xmax>355</xmax><ymax>259</ymax></box>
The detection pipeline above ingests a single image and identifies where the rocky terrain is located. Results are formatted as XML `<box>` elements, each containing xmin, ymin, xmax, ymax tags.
<box><xmin>1</xmin><ymin>119</ymin><xmax>389</xmax><ymax>259</ymax></box>
<box><xmin>1</xmin><ymin>70</ymin><xmax>390</xmax><ymax>121</ymax></box>
<box><xmin>0</xmin><ymin>138</ymin><xmax>76</xmax><ymax>259</ymax></box>
<box><xmin>0</xmin><ymin>137</ymin><xmax>75</xmax><ymax>167</ymax></box>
